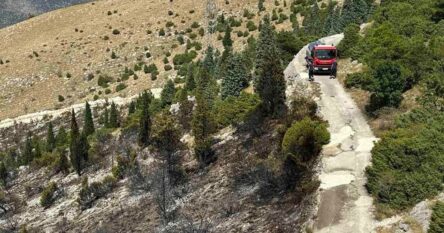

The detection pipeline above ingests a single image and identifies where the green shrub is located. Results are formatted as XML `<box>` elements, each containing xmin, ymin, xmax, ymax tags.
<box><xmin>159</xmin><ymin>28</ymin><xmax>165</xmax><ymax>36</ymax></box>
<box><xmin>246</xmin><ymin>21</ymin><xmax>257</xmax><ymax>31</ymax></box>
<box><xmin>189</xmin><ymin>33</ymin><xmax>197</xmax><ymax>39</ymax></box>
<box><xmin>98</xmin><ymin>75</ymin><xmax>114</xmax><ymax>88</ymax></box>
<box><xmin>105</xmin><ymin>89</ymin><xmax>112</xmax><ymax>94</ymax></box>
<box><xmin>58</xmin><ymin>95</ymin><xmax>65</xmax><ymax>102</ymax></box>
<box><xmin>191</xmin><ymin>22</ymin><xmax>200</xmax><ymax>28</ymax></box>
<box><xmin>112</xmin><ymin>29</ymin><xmax>120</xmax><ymax>35</ymax></box>
<box><xmin>344</xmin><ymin>71</ymin><xmax>373</xmax><ymax>90</ymax></box>
<box><xmin>40</xmin><ymin>182</ymin><xmax>58</xmax><ymax>208</ymax></box>
<box><xmin>115</xmin><ymin>83</ymin><xmax>127</xmax><ymax>92</ymax></box>
<box><xmin>173</xmin><ymin>51</ymin><xmax>197</xmax><ymax>66</ymax></box>
<box><xmin>78</xmin><ymin>175</ymin><xmax>117</xmax><ymax>209</ymax></box>
<box><xmin>177</xmin><ymin>35</ymin><xmax>185</xmax><ymax>44</ymax></box>
<box><xmin>282</xmin><ymin>117</ymin><xmax>330</xmax><ymax>163</ymax></box>
<box><xmin>166</xmin><ymin>21</ymin><xmax>174</xmax><ymax>27</ymax></box>
<box><xmin>164</xmin><ymin>64</ymin><xmax>173</xmax><ymax>71</ymax></box>
<box><xmin>430</xmin><ymin>201</ymin><xmax>444</xmax><ymax>233</ymax></box>
<box><xmin>213</xmin><ymin>93</ymin><xmax>261</xmax><ymax>128</ymax></box>
<box><xmin>366</xmin><ymin>109</ymin><xmax>444</xmax><ymax>215</ymax></box>
<box><xmin>366</xmin><ymin>62</ymin><xmax>405</xmax><ymax>113</ymax></box>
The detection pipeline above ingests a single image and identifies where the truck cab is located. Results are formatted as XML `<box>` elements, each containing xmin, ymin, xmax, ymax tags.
<box><xmin>306</xmin><ymin>44</ymin><xmax>337</xmax><ymax>73</ymax></box>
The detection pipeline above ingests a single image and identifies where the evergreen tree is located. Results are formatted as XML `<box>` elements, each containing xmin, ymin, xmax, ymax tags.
<box><xmin>255</xmin><ymin>16</ymin><xmax>287</xmax><ymax>117</ymax></box>
<box><xmin>258</xmin><ymin>0</ymin><xmax>265</xmax><ymax>12</ymax></box>
<box><xmin>69</xmin><ymin>110</ymin><xmax>82</xmax><ymax>176</ymax></box>
<box><xmin>160</xmin><ymin>80</ymin><xmax>176</xmax><ymax>107</ymax></box>
<box><xmin>0</xmin><ymin>162</ymin><xmax>7</xmax><ymax>186</ymax></box>
<box><xmin>337</xmin><ymin>23</ymin><xmax>361</xmax><ymax>57</ymax></box>
<box><xmin>329</xmin><ymin>7</ymin><xmax>342</xmax><ymax>34</ymax></box>
<box><xmin>138</xmin><ymin>91</ymin><xmax>152</xmax><ymax>147</ymax></box>
<box><xmin>184</xmin><ymin>64</ymin><xmax>196</xmax><ymax>92</ymax></box>
<box><xmin>323</xmin><ymin>0</ymin><xmax>335</xmax><ymax>35</ymax></box>
<box><xmin>22</xmin><ymin>132</ymin><xmax>33</xmax><ymax>165</ymax></box>
<box><xmin>201</xmin><ymin>47</ymin><xmax>219</xmax><ymax>104</ymax></box>
<box><xmin>101</xmin><ymin>107</ymin><xmax>109</xmax><ymax>127</ymax></box>
<box><xmin>192</xmin><ymin>67</ymin><xmax>216</xmax><ymax>166</ymax></box>
<box><xmin>79</xmin><ymin>133</ymin><xmax>89</xmax><ymax>162</ymax></box>
<box><xmin>33</xmin><ymin>137</ymin><xmax>42</xmax><ymax>159</ymax></box>
<box><xmin>109</xmin><ymin>102</ymin><xmax>119</xmax><ymax>128</ymax></box>
<box><xmin>46</xmin><ymin>122</ymin><xmax>56</xmax><ymax>152</ymax></box>
<box><xmin>128</xmin><ymin>101</ymin><xmax>136</xmax><ymax>115</ymax></box>
<box><xmin>222</xmin><ymin>26</ymin><xmax>233</xmax><ymax>48</ymax></box>
<box><xmin>340</xmin><ymin>0</ymin><xmax>369</xmax><ymax>29</ymax></box>
<box><xmin>57</xmin><ymin>149</ymin><xmax>70</xmax><ymax>174</ymax></box>
<box><xmin>83</xmin><ymin>102</ymin><xmax>95</xmax><ymax>136</ymax></box>
<box><xmin>221</xmin><ymin>54</ymin><xmax>249</xmax><ymax>99</ymax></box>
<box><xmin>304</xmin><ymin>0</ymin><xmax>322</xmax><ymax>36</ymax></box>
<box><xmin>56</xmin><ymin>127</ymin><xmax>68</xmax><ymax>147</ymax></box>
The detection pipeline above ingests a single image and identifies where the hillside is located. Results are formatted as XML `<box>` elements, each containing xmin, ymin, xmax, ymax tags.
<box><xmin>0</xmin><ymin>0</ymin><xmax>296</xmax><ymax>120</ymax></box>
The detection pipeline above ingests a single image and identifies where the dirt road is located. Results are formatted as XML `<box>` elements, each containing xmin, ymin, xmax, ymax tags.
<box><xmin>284</xmin><ymin>33</ymin><xmax>377</xmax><ymax>233</ymax></box>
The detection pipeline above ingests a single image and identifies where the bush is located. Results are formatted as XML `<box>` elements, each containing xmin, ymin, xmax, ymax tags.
<box><xmin>282</xmin><ymin>118</ymin><xmax>330</xmax><ymax>163</ymax></box>
<box><xmin>58</xmin><ymin>95</ymin><xmax>65</xmax><ymax>102</ymax></box>
<box><xmin>40</xmin><ymin>182</ymin><xmax>58</xmax><ymax>208</ymax></box>
<box><xmin>430</xmin><ymin>201</ymin><xmax>444</xmax><ymax>233</ymax></box>
<box><xmin>166</xmin><ymin>21</ymin><xmax>174</xmax><ymax>27</ymax></box>
<box><xmin>366</xmin><ymin>109</ymin><xmax>444</xmax><ymax>215</ymax></box>
<box><xmin>78</xmin><ymin>176</ymin><xmax>117</xmax><ymax>209</ymax></box>
<box><xmin>366</xmin><ymin>62</ymin><xmax>405</xmax><ymax>113</ymax></box>
<box><xmin>191</xmin><ymin>22</ymin><xmax>200</xmax><ymax>28</ymax></box>
<box><xmin>337</xmin><ymin>24</ymin><xmax>361</xmax><ymax>58</ymax></box>
<box><xmin>112</xmin><ymin>29</ymin><xmax>120</xmax><ymax>35</ymax></box>
<box><xmin>115</xmin><ymin>83</ymin><xmax>127</xmax><ymax>92</ymax></box>
<box><xmin>246</xmin><ymin>21</ymin><xmax>257</xmax><ymax>31</ymax></box>
<box><xmin>98</xmin><ymin>75</ymin><xmax>114</xmax><ymax>88</ymax></box>
<box><xmin>164</xmin><ymin>64</ymin><xmax>173</xmax><ymax>71</ymax></box>
<box><xmin>344</xmin><ymin>71</ymin><xmax>373</xmax><ymax>90</ymax></box>
<box><xmin>159</xmin><ymin>28</ymin><xmax>165</xmax><ymax>36</ymax></box>
<box><xmin>172</xmin><ymin>51</ymin><xmax>197</xmax><ymax>66</ymax></box>
<box><xmin>213</xmin><ymin>93</ymin><xmax>261</xmax><ymax>128</ymax></box>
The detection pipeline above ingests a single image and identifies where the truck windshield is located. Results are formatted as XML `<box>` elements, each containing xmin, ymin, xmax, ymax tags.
<box><xmin>315</xmin><ymin>49</ymin><xmax>336</xmax><ymax>60</ymax></box>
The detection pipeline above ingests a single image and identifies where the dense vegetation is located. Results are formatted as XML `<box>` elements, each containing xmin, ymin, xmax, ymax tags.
<box><xmin>349</xmin><ymin>0</ymin><xmax>444</xmax><ymax>218</ymax></box>
<box><xmin>430</xmin><ymin>201</ymin><xmax>444</xmax><ymax>233</ymax></box>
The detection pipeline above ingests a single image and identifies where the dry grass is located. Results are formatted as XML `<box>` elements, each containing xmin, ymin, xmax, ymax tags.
<box><xmin>0</xmin><ymin>0</ymin><xmax>297</xmax><ymax>120</ymax></box>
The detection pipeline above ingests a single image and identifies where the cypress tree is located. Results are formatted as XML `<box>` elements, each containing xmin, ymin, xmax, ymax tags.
<box><xmin>255</xmin><ymin>15</ymin><xmax>286</xmax><ymax>117</ymax></box>
<box><xmin>221</xmin><ymin>54</ymin><xmax>249</xmax><ymax>99</ymax></box>
<box><xmin>83</xmin><ymin>102</ymin><xmax>95</xmax><ymax>136</ymax></box>
<box><xmin>201</xmin><ymin>47</ymin><xmax>219</xmax><ymax>104</ymax></box>
<box><xmin>57</xmin><ymin>149</ymin><xmax>70</xmax><ymax>174</ymax></box>
<box><xmin>329</xmin><ymin>7</ymin><xmax>342</xmax><ymax>34</ymax></box>
<box><xmin>56</xmin><ymin>127</ymin><xmax>68</xmax><ymax>147</ymax></box>
<box><xmin>128</xmin><ymin>101</ymin><xmax>136</xmax><ymax>115</ymax></box>
<box><xmin>0</xmin><ymin>162</ymin><xmax>7</xmax><ymax>186</ymax></box>
<box><xmin>33</xmin><ymin>136</ymin><xmax>42</xmax><ymax>159</ymax></box>
<box><xmin>304</xmin><ymin>0</ymin><xmax>322</xmax><ymax>36</ymax></box>
<box><xmin>160</xmin><ymin>79</ymin><xmax>176</xmax><ymax>107</ymax></box>
<box><xmin>46</xmin><ymin>122</ymin><xmax>56</xmax><ymax>152</ymax></box>
<box><xmin>337</xmin><ymin>23</ymin><xmax>361</xmax><ymax>57</ymax></box>
<box><xmin>22</xmin><ymin>132</ymin><xmax>33</xmax><ymax>165</ymax></box>
<box><xmin>184</xmin><ymin>64</ymin><xmax>196</xmax><ymax>92</ymax></box>
<box><xmin>138</xmin><ymin>91</ymin><xmax>152</xmax><ymax>147</ymax></box>
<box><xmin>222</xmin><ymin>26</ymin><xmax>233</xmax><ymax>49</ymax></box>
<box><xmin>192</xmin><ymin>66</ymin><xmax>216</xmax><ymax>166</ymax></box>
<box><xmin>79</xmin><ymin>133</ymin><xmax>89</xmax><ymax>162</ymax></box>
<box><xmin>102</xmin><ymin>107</ymin><xmax>109</xmax><ymax>127</ymax></box>
<box><xmin>69</xmin><ymin>110</ymin><xmax>82</xmax><ymax>176</ymax></box>
<box><xmin>109</xmin><ymin>102</ymin><xmax>119</xmax><ymax>128</ymax></box>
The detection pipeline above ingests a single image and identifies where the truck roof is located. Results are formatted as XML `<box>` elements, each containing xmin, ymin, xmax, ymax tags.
<box><xmin>315</xmin><ymin>45</ymin><xmax>336</xmax><ymax>50</ymax></box>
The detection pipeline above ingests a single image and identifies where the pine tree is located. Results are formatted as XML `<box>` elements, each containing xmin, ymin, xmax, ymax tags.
<box><xmin>222</xmin><ymin>26</ymin><xmax>233</xmax><ymax>49</ymax></box>
<box><xmin>46</xmin><ymin>122</ymin><xmax>56</xmax><ymax>152</ymax></box>
<box><xmin>22</xmin><ymin>132</ymin><xmax>33</xmax><ymax>165</ymax></box>
<box><xmin>69</xmin><ymin>110</ymin><xmax>82</xmax><ymax>176</ymax></box>
<box><xmin>160</xmin><ymin>80</ymin><xmax>176</xmax><ymax>107</ymax></box>
<box><xmin>109</xmin><ymin>102</ymin><xmax>119</xmax><ymax>128</ymax></box>
<box><xmin>83</xmin><ymin>102</ymin><xmax>95</xmax><ymax>136</ymax></box>
<box><xmin>128</xmin><ymin>101</ymin><xmax>136</xmax><ymax>115</ymax></box>
<box><xmin>33</xmin><ymin>136</ymin><xmax>42</xmax><ymax>159</ymax></box>
<box><xmin>192</xmin><ymin>65</ymin><xmax>216</xmax><ymax>166</ymax></box>
<box><xmin>0</xmin><ymin>162</ymin><xmax>7</xmax><ymax>186</ymax></box>
<box><xmin>138</xmin><ymin>91</ymin><xmax>152</xmax><ymax>147</ymax></box>
<box><xmin>337</xmin><ymin>23</ymin><xmax>360</xmax><ymax>57</ymax></box>
<box><xmin>56</xmin><ymin>127</ymin><xmax>68</xmax><ymax>147</ymax></box>
<box><xmin>255</xmin><ymin>15</ymin><xmax>286</xmax><ymax>117</ymax></box>
<box><xmin>201</xmin><ymin>47</ymin><xmax>219</xmax><ymax>104</ymax></box>
<box><xmin>57</xmin><ymin>149</ymin><xmax>70</xmax><ymax>174</ymax></box>
<box><xmin>329</xmin><ymin>7</ymin><xmax>342</xmax><ymax>34</ymax></box>
<box><xmin>323</xmin><ymin>0</ymin><xmax>335</xmax><ymax>35</ymax></box>
<box><xmin>184</xmin><ymin>64</ymin><xmax>196</xmax><ymax>92</ymax></box>
<box><xmin>221</xmin><ymin>54</ymin><xmax>249</xmax><ymax>99</ymax></box>
<box><xmin>101</xmin><ymin>107</ymin><xmax>109</xmax><ymax>127</ymax></box>
<box><xmin>79</xmin><ymin>133</ymin><xmax>89</xmax><ymax>162</ymax></box>
<box><xmin>304</xmin><ymin>0</ymin><xmax>322</xmax><ymax>36</ymax></box>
